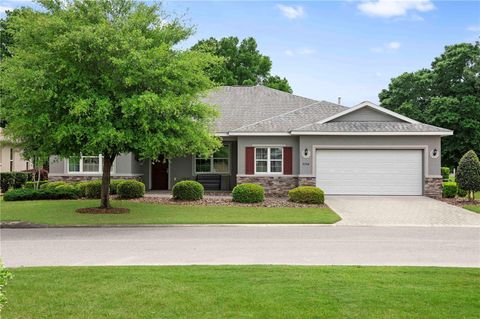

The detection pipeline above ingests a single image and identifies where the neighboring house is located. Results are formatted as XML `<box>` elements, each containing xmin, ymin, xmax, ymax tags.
<box><xmin>49</xmin><ymin>86</ymin><xmax>452</xmax><ymax>197</ymax></box>
<box><xmin>0</xmin><ymin>128</ymin><xmax>32</xmax><ymax>173</ymax></box>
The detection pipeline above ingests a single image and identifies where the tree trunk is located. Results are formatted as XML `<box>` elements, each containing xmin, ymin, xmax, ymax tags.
<box><xmin>100</xmin><ymin>155</ymin><xmax>115</xmax><ymax>209</ymax></box>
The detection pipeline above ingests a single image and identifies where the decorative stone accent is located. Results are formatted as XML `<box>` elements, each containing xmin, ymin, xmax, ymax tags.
<box><xmin>424</xmin><ymin>177</ymin><xmax>442</xmax><ymax>198</ymax></box>
<box><xmin>236</xmin><ymin>175</ymin><xmax>298</xmax><ymax>196</ymax></box>
<box><xmin>298</xmin><ymin>177</ymin><xmax>316</xmax><ymax>187</ymax></box>
<box><xmin>49</xmin><ymin>175</ymin><xmax>142</xmax><ymax>182</ymax></box>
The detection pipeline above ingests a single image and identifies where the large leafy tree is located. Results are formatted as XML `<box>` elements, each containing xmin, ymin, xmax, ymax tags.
<box><xmin>192</xmin><ymin>36</ymin><xmax>293</xmax><ymax>93</ymax></box>
<box><xmin>0</xmin><ymin>0</ymin><xmax>221</xmax><ymax>208</ymax></box>
<box><xmin>379</xmin><ymin>42</ymin><xmax>480</xmax><ymax>166</ymax></box>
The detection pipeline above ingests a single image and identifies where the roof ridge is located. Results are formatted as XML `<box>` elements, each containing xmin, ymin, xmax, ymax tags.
<box><xmin>230</xmin><ymin>100</ymin><xmax>326</xmax><ymax>132</ymax></box>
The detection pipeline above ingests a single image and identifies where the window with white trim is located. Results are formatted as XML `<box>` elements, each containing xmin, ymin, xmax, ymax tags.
<box><xmin>195</xmin><ymin>145</ymin><xmax>230</xmax><ymax>174</ymax></box>
<box><xmin>255</xmin><ymin>147</ymin><xmax>282</xmax><ymax>173</ymax></box>
<box><xmin>67</xmin><ymin>155</ymin><xmax>107</xmax><ymax>173</ymax></box>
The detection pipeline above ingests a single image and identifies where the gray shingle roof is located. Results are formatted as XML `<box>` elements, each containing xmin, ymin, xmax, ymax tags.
<box><xmin>292</xmin><ymin>121</ymin><xmax>452</xmax><ymax>133</ymax></box>
<box><xmin>201</xmin><ymin>86</ymin><xmax>451</xmax><ymax>135</ymax></box>
<box><xmin>231</xmin><ymin>101</ymin><xmax>347</xmax><ymax>133</ymax></box>
<box><xmin>201</xmin><ymin>86</ymin><xmax>318</xmax><ymax>132</ymax></box>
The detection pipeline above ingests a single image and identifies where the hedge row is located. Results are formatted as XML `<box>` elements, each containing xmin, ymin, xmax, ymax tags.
<box><xmin>3</xmin><ymin>188</ymin><xmax>80</xmax><ymax>201</ymax></box>
<box><xmin>4</xmin><ymin>179</ymin><xmax>145</xmax><ymax>201</ymax></box>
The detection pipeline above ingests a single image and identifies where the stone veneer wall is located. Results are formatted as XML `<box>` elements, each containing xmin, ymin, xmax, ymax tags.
<box><xmin>298</xmin><ymin>177</ymin><xmax>316</xmax><ymax>187</ymax></box>
<box><xmin>424</xmin><ymin>177</ymin><xmax>442</xmax><ymax>198</ymax></box>
<box><xmin>236</xmin><ymin>175</ymin><xmax>299</xmax><ymax>196</ymax></box>
<box><xmin>49</xmin><ymin>175</ymin><xmax>142</xmax><ymax>182</ymax></box>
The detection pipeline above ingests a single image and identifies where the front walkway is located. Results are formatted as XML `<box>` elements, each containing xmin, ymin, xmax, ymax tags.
<box><xmin>327</xmin><ymin>196</ymin><xmax>480</xmax><ymax>227</ymax></box>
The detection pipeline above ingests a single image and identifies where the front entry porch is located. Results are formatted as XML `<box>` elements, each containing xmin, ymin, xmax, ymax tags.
<box><xmin>147</xmin><ymin>140</ymin><xmax>238</xmax><ymax>191</ymax></box>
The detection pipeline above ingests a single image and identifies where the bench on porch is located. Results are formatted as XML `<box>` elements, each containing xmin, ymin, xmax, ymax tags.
<box><xmin>196</xmin><ymin>174</ymin><xmax>221</xmax><ymax>190</ymax></box>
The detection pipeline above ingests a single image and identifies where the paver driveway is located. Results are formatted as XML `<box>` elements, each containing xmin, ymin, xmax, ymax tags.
<box><xmin>326</xmin><ymin>196</ymin><xmax>480</xmax><ymax>227</ymax></box>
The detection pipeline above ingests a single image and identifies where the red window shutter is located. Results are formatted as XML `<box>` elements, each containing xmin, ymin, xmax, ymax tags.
<box><xmin>245</xmin><ymin>147</ymin><xmax>255</xmax><ymax>174</ymax></box>
<box><xmin>283</xmin><ymin>147</ymin><xmax>293</xmax><ymax>175</ymax></box>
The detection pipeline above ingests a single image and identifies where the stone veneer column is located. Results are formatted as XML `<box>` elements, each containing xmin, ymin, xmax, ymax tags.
<box><xmin>298</xmin><ymin>177</ymin><xmax>316</xmax><ymax>187</ymax></box>
<box><xmin>424</xmin><ymin>177</ymin><xmax>442</xmax><ymax>198</ymax></box>
<box><xmin>236</xmin><ymin>175</ymin><xmax>298</xmax><ymax>196</ymax></box>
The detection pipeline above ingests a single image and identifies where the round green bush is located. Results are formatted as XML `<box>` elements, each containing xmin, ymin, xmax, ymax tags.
<box><xmin>288</xmin><ymin>186</ymin><xmax>325</xmax><ymax>204</ymax></box>
<box><xmin>442</xmin><ymin>182</ymin><xmax>458</xmax><ymax>198</ymax></box>
<box><xmin>117</xmin><ymin>180</ymin><xmax>145</xmax><ymax>199</ymax></box>
<box><xmin>40</xmin><ymin>181</ymin><xmax>68</xmax><ymax>189</ymax></box>
<box><xmin>232</xmin><ymin>183</ymin><xmax>264</xmax><ymax>203</ymax></box>
<box><xmin>172</xmin><ymin>180</ymin><xmax>204</xmax><ymax>200</ymax></box>
<box><xmin>110</xmin><ymin>179</ymin><xmax>127</xmax><ymax>195</ymax></box>
<box><xmin>85</xmin><ymin>180</ymin><xmax>102</xmax><ymax>199</ymax></box>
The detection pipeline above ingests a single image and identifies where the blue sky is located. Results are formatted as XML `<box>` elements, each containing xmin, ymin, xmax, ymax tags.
<box><xmin>2</xmin><ymin>1</ymin><xmax>479</xmax><ymax>106</ymax></box>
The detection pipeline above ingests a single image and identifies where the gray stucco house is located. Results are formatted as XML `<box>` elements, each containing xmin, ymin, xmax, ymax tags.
<box><xmin>49</xmin><ymin>86</ymin><xmax>452</xmax><ymax>197</ymax></box>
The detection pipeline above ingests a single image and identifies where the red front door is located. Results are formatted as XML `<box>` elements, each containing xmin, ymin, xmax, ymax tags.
<box><xmin>151</xmin><ymin>156</ymin><xmax>168</xmax><ymax>190</ymax></box>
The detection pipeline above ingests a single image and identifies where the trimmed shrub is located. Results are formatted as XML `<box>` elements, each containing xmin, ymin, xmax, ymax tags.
<box><xmin>288</xmin><ymin>186</ymin><xmax>325</xmax><ymax>204</ymax></box>
<box><xmin>3</xmin><ymin>188</ymin><xmax>79</xmax><ymax>201</ymax></box>
<box><xmin>117</xmin><ymin>180</ymin><xmax>145</xmax><ymax>199</ymax></box>
<box><xmin>232</xmin><ymin>183</ymin><xmax>264</xmax><ymax>203</ymax></box>
<box><xmin>85</xmin><ymin>180</ymin><xmax>102</xmax><ymax>199</ymax></box>
<box><xmin>456</xmin><ymin>150</ymin><xmax>480</xmax><ymax>200</ymax></box>
<box><xmin>442</xmin><ymin>182</ymin><xmax>458</xmax><ymax>198</ymax></box>
<box><xmin>75</xmin><ymin>181</ymin><xmax>90</xmax><ymax>197</ymax></box>
<box><xmin>110</xmin><ymin>179</ymin><xmax>127</xmax><ymax>195</ymax></box>
<box><xmin>441</xmin><ymin>167</ymin><xmax>450</xmax><ymax>181</ymax></box>
<box><xmin>24</xmin><ymin>181</ymin><xmax>49</xmax><ymax>189</ymax></box>
<box><xmin>0</xmin><ymin>172</ymin><xmax>31</xmax><ymax>192</ymax></box>
<box><xmin>457</xmin><ymin>187</ymin><xmax>468</xmax><ymax>198</ymax></box>
<box><xmin>172</xmin><ymin>180</ymin><xmax>204</xmax><ymax>201</ymax></box>
<box><xmin>55</xmin><ymin>184</ymin><xmax>79</xmax><ymax>195</ymax></box>
<box><xmin>40</xmin><ymin>181</ymin><xmax>69</xmax><ymax>190</ymax></box>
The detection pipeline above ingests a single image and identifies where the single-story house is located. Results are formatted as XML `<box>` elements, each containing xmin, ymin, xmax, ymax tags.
<box><xmin>49</xmin><ymin>86</ymin><xmax>452</xmax><ymax>197</ymax></box>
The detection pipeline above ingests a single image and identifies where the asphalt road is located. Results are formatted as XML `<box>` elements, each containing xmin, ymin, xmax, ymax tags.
<box><xmin>1</xmin><ymin>226</ymin><xmax>479</xmax><ymax>267</ymax></box>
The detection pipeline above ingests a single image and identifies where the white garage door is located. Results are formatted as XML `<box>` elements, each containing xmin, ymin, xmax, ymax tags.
<box><xmin>315</xmin><ymin>149</ymin><xmax>423</xmax><ymax>195</ymax></box>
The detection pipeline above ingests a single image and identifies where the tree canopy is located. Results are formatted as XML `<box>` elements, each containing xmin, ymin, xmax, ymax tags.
<box><xmin>192</xmin><ymin>36</ymin><xmax>293</xmax><ymax>93</ymax></box>
<box><xmin>0</xmin><ymin>0</ymin><xmax>222</xmax><ymax>208</ymax></box>
<box><xmin>379</xmin><ymin>42</ymin><xmax>480</xmax><ymax>167</ymax></box>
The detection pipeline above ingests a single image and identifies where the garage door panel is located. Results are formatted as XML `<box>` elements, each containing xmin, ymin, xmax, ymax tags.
<box><xmin>315</xmin><ymin>149</ymin><xmax>422</xmax><ymax>195</ymax></box>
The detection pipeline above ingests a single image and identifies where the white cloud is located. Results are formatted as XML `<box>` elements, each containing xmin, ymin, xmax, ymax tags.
<box><xmin>358</xmin><ymin>0</ymin><xmax>435</xmax><ymax>18</ymax></box>
<box><xmin>277</xmin><ymin>4</ymin><xmax>304</xmax><ymax>20</ymax></box>
<box><xmin>375</xmin><ymin>72</ymin><xmax>383</xmax><ymax>77</ymax></box>
<box><xmin>467</xmin><ymin>24</ymin><xmax>480</xmax><ymax>32</ymax></box>
<box><xmin>386</xmin><ymin>41</ymin><xmax>401</xmax><ymax>49</ymax></box>
<box><xmin>370</xmin><ymin>41</ymin><xmax>401</xmax><ymax>53</ymax></box>
<box><xmin>285</xmin><ymin>48</ymin><xmax>316</xmax><ymax>56</ymax></box>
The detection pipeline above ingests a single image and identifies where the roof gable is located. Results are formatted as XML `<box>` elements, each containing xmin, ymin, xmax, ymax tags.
<box><xmin>317</xmin><ymin>101</ymin><xmax>419</xmax><ymax>125</ymax></box>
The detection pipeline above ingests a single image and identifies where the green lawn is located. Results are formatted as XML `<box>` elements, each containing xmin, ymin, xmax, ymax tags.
<box><xmin>462</xmin><ymin>191</ymin><xmax>480</xmax><ymax>213</ymax></box>
<box><xmin>464</xmin><ymin>205</ymin><xmax>480</xmax><ymax>213</ymax></box>
<box><xmin>2</xmin><ymin>266</ymin><xmax>479</xmax><ymax>319</ymax></box>
<box><xmin>0</xmin><ymin>200</ymin><xmax>340</xmax><ymax>225</ymax></box>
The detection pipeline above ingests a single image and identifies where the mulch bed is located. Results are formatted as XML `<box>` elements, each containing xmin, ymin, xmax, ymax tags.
<box><xmin>76</xmin><ymin>207</ymin><xmax>130</xmax><ymax>214</ymax></box>
<box><xmin>439</xmin><ymin>197</ymin><xmax>479</xmax><ymax>207</ymax></box>
<box><xmin>130</xmin><ymin>197</ymin><xmax>327</xmax><ymax>208</ymax></box>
